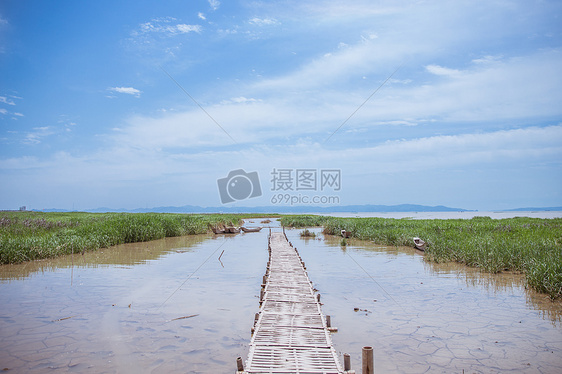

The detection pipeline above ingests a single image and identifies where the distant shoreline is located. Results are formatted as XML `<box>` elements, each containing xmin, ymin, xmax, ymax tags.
<box><xmin>4</xmin><ymin>209</ymin><xmax>562</xmax><ymax>220</ymax></box>
<box><xmin>315</xmin><ymin>211</ymin><xmax>562</xmax><ymax>219</ymax></box>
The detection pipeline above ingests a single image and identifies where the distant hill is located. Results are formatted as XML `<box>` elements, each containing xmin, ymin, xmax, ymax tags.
<box><xmin>74</xmin><ymin>203</ymin><xmax>472</xmax><ymax>214</ymax></box>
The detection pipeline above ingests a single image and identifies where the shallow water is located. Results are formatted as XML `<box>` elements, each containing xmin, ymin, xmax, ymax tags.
<box><xmin>0</xmin><ymin>228</ymin><xmax>270</xmax><ymax>373</ymax></box>
<box><xmin>292</xmin><ymin>229</ymin><xmax>562</xmax><ymax>373</ymax></box>
<box><xmin>1</xmin><ymin>221</ymin><xmax>561</xmax><ymax>373</ymax></box>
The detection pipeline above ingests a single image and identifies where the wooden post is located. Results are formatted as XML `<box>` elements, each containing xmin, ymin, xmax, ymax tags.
<box><xmin>362</xmin><ymin>346</ymin><xmax>374</xmax><ymax>374</ymax></box>
<box><xmin>343</xmin><ymin>353</ymin><xmax>351</xmax><ymax>371</ymax></box>
<box><xmin>236</xmin><ymin>356</ymin><xmax>244</xmax><ymax>371</ymax></box>
<box><xmin>326</xmin><ymin>315</ymin><xmax>331</xmax><ymax>327</ymax></box>
<box><xmin>317</xmin><ymin>293</ymin><xmax>321</xmax><ymax>302</ymax></box>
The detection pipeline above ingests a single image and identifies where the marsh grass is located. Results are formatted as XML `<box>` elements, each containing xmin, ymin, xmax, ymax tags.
<box><xmin>281</xmin><ymin>215</ymin><xmax>562</xmax><ymax>299</ymax></box>
<box><xmin>300</xmin><ymin>229</ymin><xmax>316</xmax><ymax>238</ymax></box>
<box><xmin>0</xmin><ymin>211</ymin><xmax>256</xmax><ymax>264</ymax></box>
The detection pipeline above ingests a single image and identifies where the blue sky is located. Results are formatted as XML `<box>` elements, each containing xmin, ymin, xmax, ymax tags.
<box><xmin>1</xmin><ymin>0</ymin><xmax>561</xmax><ymax>211</ymax></box>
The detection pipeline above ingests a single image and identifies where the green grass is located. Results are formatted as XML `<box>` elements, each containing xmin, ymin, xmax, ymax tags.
<box><xmin>299</xmin><ymin>229</ymin><xmax>316</xmax><ymax>238</ymax></box>
<box><xmin>0</xmin><ymin>211</ymin><xmax>261</xmax><ymax>264</ymax></box>
<box><xmin>281</xmin><ymin>215</ymin><xmax>562</xmax><ymax>299</ymax></box>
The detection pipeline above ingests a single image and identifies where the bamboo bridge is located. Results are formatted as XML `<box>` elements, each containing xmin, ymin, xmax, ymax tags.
<box><xmin>236</xmin><ymin>230</ymin><xmax>364</xmax><ymax>374</ymax></box>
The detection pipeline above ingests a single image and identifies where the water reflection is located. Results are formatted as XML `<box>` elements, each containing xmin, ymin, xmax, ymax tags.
<box><xmin>323</xmin><ymin>231</ymin><xmax>562</xmax><ymax>324</ymax></box>
<box><xmin>0</xmin><ymin>234</ymin><xmax>211</xmax><ymax>282</ymax></box>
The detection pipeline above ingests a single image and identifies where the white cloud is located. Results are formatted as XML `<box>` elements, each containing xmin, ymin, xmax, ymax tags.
<box><xmin>175</xmin><ymin>24</ymin><xmax>202</xmax><ymax>34</ymax></box>
<box><xmin>350</xmin><ymin>125</ymin><xmax>562</xmax><ymax>172</ymax></box>
<box><xmin>208</xmin><ymin>0</ymin><xmax>220</xmax><ymax>11</ymax></box>
<box><xmin>104</xmin><ymin>46</ymin><xmax>562</xmax><ymax>153</ymax></box>
<box><xmin>23</xmin><ymin>126</ymin><xmax>54</xmax><ymax>145</ymax></box>
<box><xmin>13</xmin><ymin>112</ymin><xmax>24</xmax><ymax>117</ymax></box>
<box><xmin>253</xmin><ymin>33</ymin><xmax>411</xmax><ymax>92</ymax></box>
<box><xmin>198</xmin><ymin>12</ymin><xmax>206</xmax><ymax>20</ymax></box>
<box><xmin>127</xmin><ymin>17</ymin><xmax>203</xmax><ymax>62</ymax></box>
<box><xmin>425</xmin><ymin>64</ymin><xmax>462</xmax><ymax>77</ymax></box>
<box><xmin>0</xmin><ymin>96</ymin><xmax>16</xmax><ymax>105</ymax></box>
<box><xmin>248</xmin><ymin>17</ymin><xmax>279</xmax><ymax>26</ymax></box>
<box><xmin>411</xmin><ymin>49</ymin><xmax>562</xmax><ymax>122</ymax></box>
<box><xmin>132</xmin><ymin>16</ymin><xmax>202</xmax><ymax>38</ymax></box>
<box><xmin>0</xmin><ymin>156</ymin><xmax>42</xmax><ymax>170</ymax></box>
<box><xmin>108</xmin><ymin>87</ymin><xmax>142</xmax><ymax>97</ymax></box>
<box><xmin>252</xmin><ymin>48</ymin><xmax>562</xmax><ymax>130</ymax></box>
<box><xmin>0</xmin><ymin>108</ymin><xmax>7</xmax><ymax>115</ymax></box>
<box><xmin>472</xmin><ymin>55</ymin><xmax>503</xmax><ymax>64</ymax></box>
<box><xmin>220</xmin><ymin>96</ymin><xmax>261</xmax><ymax>104</ymax></box>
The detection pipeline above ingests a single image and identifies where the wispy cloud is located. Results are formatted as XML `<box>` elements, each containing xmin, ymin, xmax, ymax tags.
<box><xmin>220</xmin><ymin>96</ymin><xmax>261</xmax><ymax>104</ymax></box>
<box><xmin>23</xmin><ymin>126</ymin><xmax>54</xmax><ymax>145</ymax></box>
<box><xmin>134</xmin><ymin>18</ymin><xmax>202</xmax><ymax>36</ymax></box>
<box><xmin>425</xmin><ymin>64</ymin><xmax>462</xmax><ymax>77</ymax></box>
<box><xmin>208</xmin><ymin>0</ymin><xmax>220</xmax><ymax>11</ymax></box>
<box><xmin>0</xmin><ymin>96</ymin><xmax>16</xmax><ymax>105</ymax></box>
<box><xmin>346</xmin><ymin>125</ymin><xmax>562</xmax><ymax>173</ymax></box>
<box><xmin>251</xmin><ymin>48</ymin><xmax>562</xmax><ymax>130</ymax></box>
<box><xmin>248</xmin><ymin>17</ymin><xmax>280</xmax><ymax>26</ymax></box>
<box><xmin>127</xmin><ymin>17</ymin><xmax>203</xmax><ymax>62</ymax></box>
<box><xmin>108</xmin><ymin>87</ymin><xmax>142</xmax><ymax>98</ymax></box>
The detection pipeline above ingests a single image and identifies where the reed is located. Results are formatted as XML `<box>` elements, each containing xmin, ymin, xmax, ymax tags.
<box><xmin>280</xmin><ymin>215</ymin><xmax>562</xmax><ymax>299</ymax></box>
<box><xmin>300</xmin><ymin>229</ymin><xmax>316</xmax><ymax>238</ymax></box>
<box><xmin>0</xmin><ymin>211</ymin><xmax>251</xmax><ymax>264</ymax></box>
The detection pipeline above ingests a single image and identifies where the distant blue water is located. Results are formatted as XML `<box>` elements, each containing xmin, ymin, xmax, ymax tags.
<box><xmin>316</xmin><ymin>211</ymin><xmax>562</xmax><ymax>219</ymax></box>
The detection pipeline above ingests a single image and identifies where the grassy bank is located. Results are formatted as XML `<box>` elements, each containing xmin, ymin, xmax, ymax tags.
<box><xmin>0</xmin><ymin>211</ymin><xmax>254</xmax><ymax>264</ymax></box>
<box><xmin>281</xmin><ymin>215</ymin><xmax>562</xmax><ymax>299</ymax></box>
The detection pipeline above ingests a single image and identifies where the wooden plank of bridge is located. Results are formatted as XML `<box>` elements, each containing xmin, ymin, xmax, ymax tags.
<box><xmin>240</xmin><ymin>231</ymin><xmax>348</xmax><ymax>374</ymax></box>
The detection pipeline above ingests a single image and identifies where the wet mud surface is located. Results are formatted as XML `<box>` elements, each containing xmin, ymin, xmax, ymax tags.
<box><xmin>1</xmin><ymin>221</ymin><xmax>561</xmax><ymax>373</ymax></box>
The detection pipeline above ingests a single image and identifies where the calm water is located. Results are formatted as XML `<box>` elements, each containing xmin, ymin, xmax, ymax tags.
<box><xmin>320</xmin><ymin>211</ymin><xmax>562</xmax><ymax>219</ymax></box>
<box><xmin>1</xmin><ymin>220</ymin><xmax>561</xmax><ymax>373</ymax></box>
